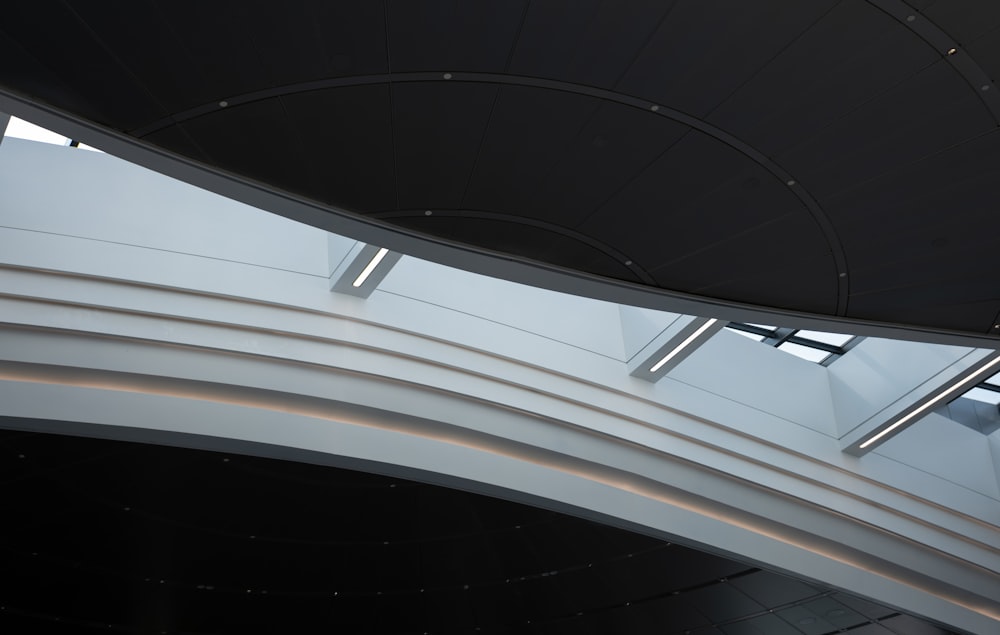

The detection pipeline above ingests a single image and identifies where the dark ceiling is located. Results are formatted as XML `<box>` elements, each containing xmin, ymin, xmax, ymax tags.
<box><xmin>1</xmin><ymin>1</ymin><xmax>999</xmax><ymax>337</ymax></box>
<box><xmin>0</xmin><ymin>425</ymin><xmax>956</xmax><ymax>635</ymax></box>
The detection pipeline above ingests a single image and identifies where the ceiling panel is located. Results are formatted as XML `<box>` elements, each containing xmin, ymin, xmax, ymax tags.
<box><xmin>616</xmin><ymin>0</ymin><xmax>840</xmax><ymax>117</ymax></box>
<box><xmin>778</xmin><ymin>60</ymin><xmax>995</xmax><ymax>199</ymax></box>
<box><xmin>391</xmin><ymin>81</ymin><xmax>499</xmax><ymax>211</ymax></box>
<box><xmin>508</xmin><ymin>0</ymin><xmax>677</xmax><ymax>89</ymax></box>
<box><xmin>386</xmin><ymin>0</ymin><xmax>527</xmax><ymax>73</ymax></box>
<box><xmin>521</xmin><ymin>100</ymin><xmax>689</xmax><ymax>228</ymax></box>
<box><xmin>462</xmin><ymin>85</ymin><xmax>602</xmax><ymax>217</ymax></box>
<box><xmin>707</xmin><ymin>0</ymin><xmax>938</xmax><ymax>157</ymax></box>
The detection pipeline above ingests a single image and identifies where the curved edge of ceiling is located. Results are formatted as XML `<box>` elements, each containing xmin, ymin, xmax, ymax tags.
<box><xmin>2</xmin><ymin>360</ymin><xmax>998</xmax><ymax>635</ymax></box>
<box><xmin>0</xmin><ymin>262</ymin><xmax>997</xmax><ymax>632</ymax></box>
<box><xmin>3</xmin><ymin>88</ymin><xmax>998</xmax><ymax>350</ymax></box>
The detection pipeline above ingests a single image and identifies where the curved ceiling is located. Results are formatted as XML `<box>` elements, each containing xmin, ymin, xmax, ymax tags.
<box><xmin>0</xmin><ymin>427</ymin><xmax>954</xmax><ymax>635</ymax></box>
<box><xmin>1</xmin><ymin>1</ymin><xmax>999</xmax><ymax>337</ymax></box>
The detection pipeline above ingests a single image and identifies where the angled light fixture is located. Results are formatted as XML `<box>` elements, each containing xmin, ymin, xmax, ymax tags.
<box><xmin>629</xmin><ymin>316</ymin><xmax>725</xmax><ymax>382</ymax></box>
<box><xmin>852</xmin><ymin>354</ymin><xmax>1000</xmax><ymax>453</ymax></box>
<box><xmin>352</xmin><ymin>247</ymin><xmax>389</xmax><ymax>288</ymax></box>
<box><xmin>649</xmin><ymin>319</ymin><xmax>720</xmax><ymax>373</ymax></box>
<box><xmin>329</xmin><ymin>241</ymin><xmax>402</xmax><ymax>299</ymax></box>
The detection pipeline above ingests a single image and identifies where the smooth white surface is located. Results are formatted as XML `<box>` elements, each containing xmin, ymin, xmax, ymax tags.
<box><xmin>0</xmin><ymin>138</ymin><xmax>329</xmax><ymax>277</ymax></box>
<box><xmin>1</xmin><ymin>137</ymin><xmax>998</xmax><ymax>633</ymax></box>
<box><xmin>379</xmin><ymin>254</ymin><xmax>627</xmax><ymax>360</ymax></box>
<box><xmin>874</xmin><ymin>412</ymin><xmax>1000</xmax><ymax>499</ymax></box>
<box><xmin>829</xmin><ymin>337</ymin><xmax>973</xmax><ymax>436</ymax></box>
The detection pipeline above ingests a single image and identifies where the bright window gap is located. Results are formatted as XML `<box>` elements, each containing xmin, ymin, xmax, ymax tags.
<box><xmin>794</xmin><ymin>330</ymin><xmax>853</xmax><ymax>347</ymax></box>
<box><xmin>4</xmin><ymin>116</ymin><xmax>68</xmax><ymax>145</ymax></box>
<box><xmin>777</xmin><ymin>342</ymin><xmax>831</xmax><ymax>364</ymax></box>
<box><xmin>729</xmin><ymin>329</ymin><xmax>765</xmax><ymax>342</ymax></box>
<box><xmin>963</xmin><ymin>387</ymin><xmax>1000</xmax><ymax>406</ymax></box>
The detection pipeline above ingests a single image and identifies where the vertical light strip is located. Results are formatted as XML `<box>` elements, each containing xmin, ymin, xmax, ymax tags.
<box><xmin>859</xmin><ymin>355</ymin><xmax>1000</xmax><ymax>449</ymax></box>
<box><xmin>352</xmin><ymin>247</ymin><xmax>389</xmax><ymax>288</ymax></box>
<box><xmin>649</xmin><ymin>319</ymin><xmax>719</xmax><ymax>373</ymax></box>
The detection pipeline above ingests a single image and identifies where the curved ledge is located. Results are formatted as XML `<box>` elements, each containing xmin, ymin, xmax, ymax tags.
<box><xmin>0</xmin><ymin>263</ymin><xmax>997</xmax><ymax>633</ymax></box>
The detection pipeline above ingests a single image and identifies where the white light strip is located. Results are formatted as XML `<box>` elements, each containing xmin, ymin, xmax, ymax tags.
<box><xmin>649</xmin><ymin>319</ymin><xmax>719</xmax><ymax>373</ymax></box>
<box><xmin>352</xmin><ymin>247</ymin><xmax>389</xmax><ymax>288</ymax></box>
<box><xmin>859</xmin><ymin>355</ymin><xmax>1000</xmax><ymax>449</ymax></box>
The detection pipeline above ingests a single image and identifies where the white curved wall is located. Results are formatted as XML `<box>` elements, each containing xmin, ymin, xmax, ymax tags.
<box><xmin>1</xmin><ymin>138</ymin><xmax>998</xmax><ymax>633</ymax></box>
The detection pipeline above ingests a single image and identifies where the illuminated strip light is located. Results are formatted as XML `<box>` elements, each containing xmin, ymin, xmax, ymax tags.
<box><xmin>649</xmin><ymin>319</ymin><xmax>719</xmax><ymax>373</ymax></box>
<box><xmin>859</xmin><ymin>355</ymin><xmax>1000</xmax><ymax>449</ymax></box>
<box><xmin>352</xmin><ymin>247</ymin><xmax>389</xmax><ymax>288</ymax></box>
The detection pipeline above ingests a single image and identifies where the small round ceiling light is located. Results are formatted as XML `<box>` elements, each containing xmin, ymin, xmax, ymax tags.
<box><xmin>219</xmin><ymin>100</ymin><xmax>228</xmax><ymax>107</ymax></box>
<box><xmin>906</xmin><ymin>15</ymin><xmax>916</xmax><ymax>22</ymax></box>
<box><xmin>443</xmin><ymin>73</ymin><xmax>453</xmax><ymax>79</ymax></box>
<box><xmin>947</xmin><ymin>48</ymin><xmax>957</xmax><ymax>55</ymax></box>
<box><xmin>650</xmin><ymin>104</ymin><xmax>660</xmax><ymax>112</ymax></box>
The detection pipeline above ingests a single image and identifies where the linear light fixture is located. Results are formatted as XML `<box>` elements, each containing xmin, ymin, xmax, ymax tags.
<box><xmin>649</xmin><ymin>319</ymin><xmax>719</xmax><ymax>372</ymax></box>
<box><xmin>627</xmin><ymin>315</ymin><xmax>726</xmax><ymax>382</ymax></box>
<box><xmin>329</xmin><ymin>240</ymin><xmax>402</xmax><ymax>299</ymax></box>
<box><xmin>858</xmin><ymin>354</ymin><xmax>1000</xmax><ymax>450</ymax></box>
<box><xmin>352</xmin><ymin>247</ymin><xmax>389</xmax><ymax>288</ymax></box>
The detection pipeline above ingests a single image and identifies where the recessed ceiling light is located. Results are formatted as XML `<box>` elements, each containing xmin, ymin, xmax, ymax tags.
<box><xmin>859</xmin><ymin>355</ymin><xmax>1000</xmax><ymax>449</ymax></box>
<box><xmin>649</xmin><ymin>319</ymin><xmax>719</xmax><ymax>372</ymax></box>
<box><xmin>352</xmin><ymin>247</ymin><xmax>389</xmax><ymax>287</ymax></box>
<box><xmin>650</xmin><ymin>105</ymin><xmax>660</xmax><ymax>112</ymax></box>
<box><xmin>906</xmin><ymin>15</ymin><xmax>916</xmax><ymax>22</ymax></box>
<box><xmin>947</xmin><ymin>48</ymin><xmax>957</xmax><ymax>55</ymax></box>
<box><xmin>219</xmin><ymin>100</ymin><xmax>228</xmax><ymax>107</ymax></box>
<box><xmin>443</xmin><ymin>73</ymin><xmax>452</xmax><ymax>79</ymax></box>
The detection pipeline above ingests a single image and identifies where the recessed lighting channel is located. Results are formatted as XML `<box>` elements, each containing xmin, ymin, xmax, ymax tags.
<box><xmin>859</xmin><ymin>355</ymin><xmax>1000</xmax><ymax>449</ymax></box>
<box><xmin>649</xmin><ymin>319</ymin><xmax>719</xmax><ymax>373</ymax></box>
<box><xmin>352</xmin><ymin>247</ymin><xmax>389</xmax><ymax>288</ymax></box>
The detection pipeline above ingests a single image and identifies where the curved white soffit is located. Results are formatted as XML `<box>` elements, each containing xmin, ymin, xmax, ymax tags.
<box><xmin>0</xmin><ymin>268</ymin><xmax>997</xmax><ymax>634</ymax></box>
<box><xmin>2</xmin><ymin>89</ymin><xmax>999</xmax><ymax>349</ymax></box>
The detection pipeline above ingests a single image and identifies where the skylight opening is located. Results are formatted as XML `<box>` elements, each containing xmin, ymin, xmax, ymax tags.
<box><xmin>963</xmin><ymin>387</ymin><xmax>1000</xmax><ymax>406</ymax></box>
<box><xmin>793</xmin><ymin>330</ymin><xmax>854</xmax><ymax>348</ymax></box>
<box><xmin>777</xmin><ymin>341</ymin><xmax>833</xmax><ymax>364</ymax></box>
<box><xmin>725</xmin><ymin>323</ymin><xmax>857</xmax><ymax>365</ymax></box>
<box><xmin>730</xmin><ymin>329</ymin><xmax>765</xmax><ymax>342</ymax></box>
<box><xmin>982</xmin><ymin>371</ymin><xmax>1000</xmax><ymax>389</ymax></box>
<box><xmin>4</xmin><ymin>116</ymin><xmax>68</xmax><ymax>145</ymax></box>
<box><xmin>952</xmin><ymin>371</ymin><xmax>1000</xmax><ymax>406</ymax></box>
<box><xmin>3</xmin><ymin>116</ymin><xmax>104</xmax><ymax>152</ymax></box>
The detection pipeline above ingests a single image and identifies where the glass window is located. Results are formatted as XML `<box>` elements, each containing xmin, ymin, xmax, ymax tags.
<box><xmin>794</xmin><ymin>330</ymin><xmax>854</xmax><ymax>348</ymax></box>
<box><xmin>963</xmin><ymin>386</ymin><xmax>1000</xmax><ymax>406</ymax></box>
<box><xmin>777</xmin><ymin>342</ymin><xmax>832</xmax><ymax>364</ymax></box>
